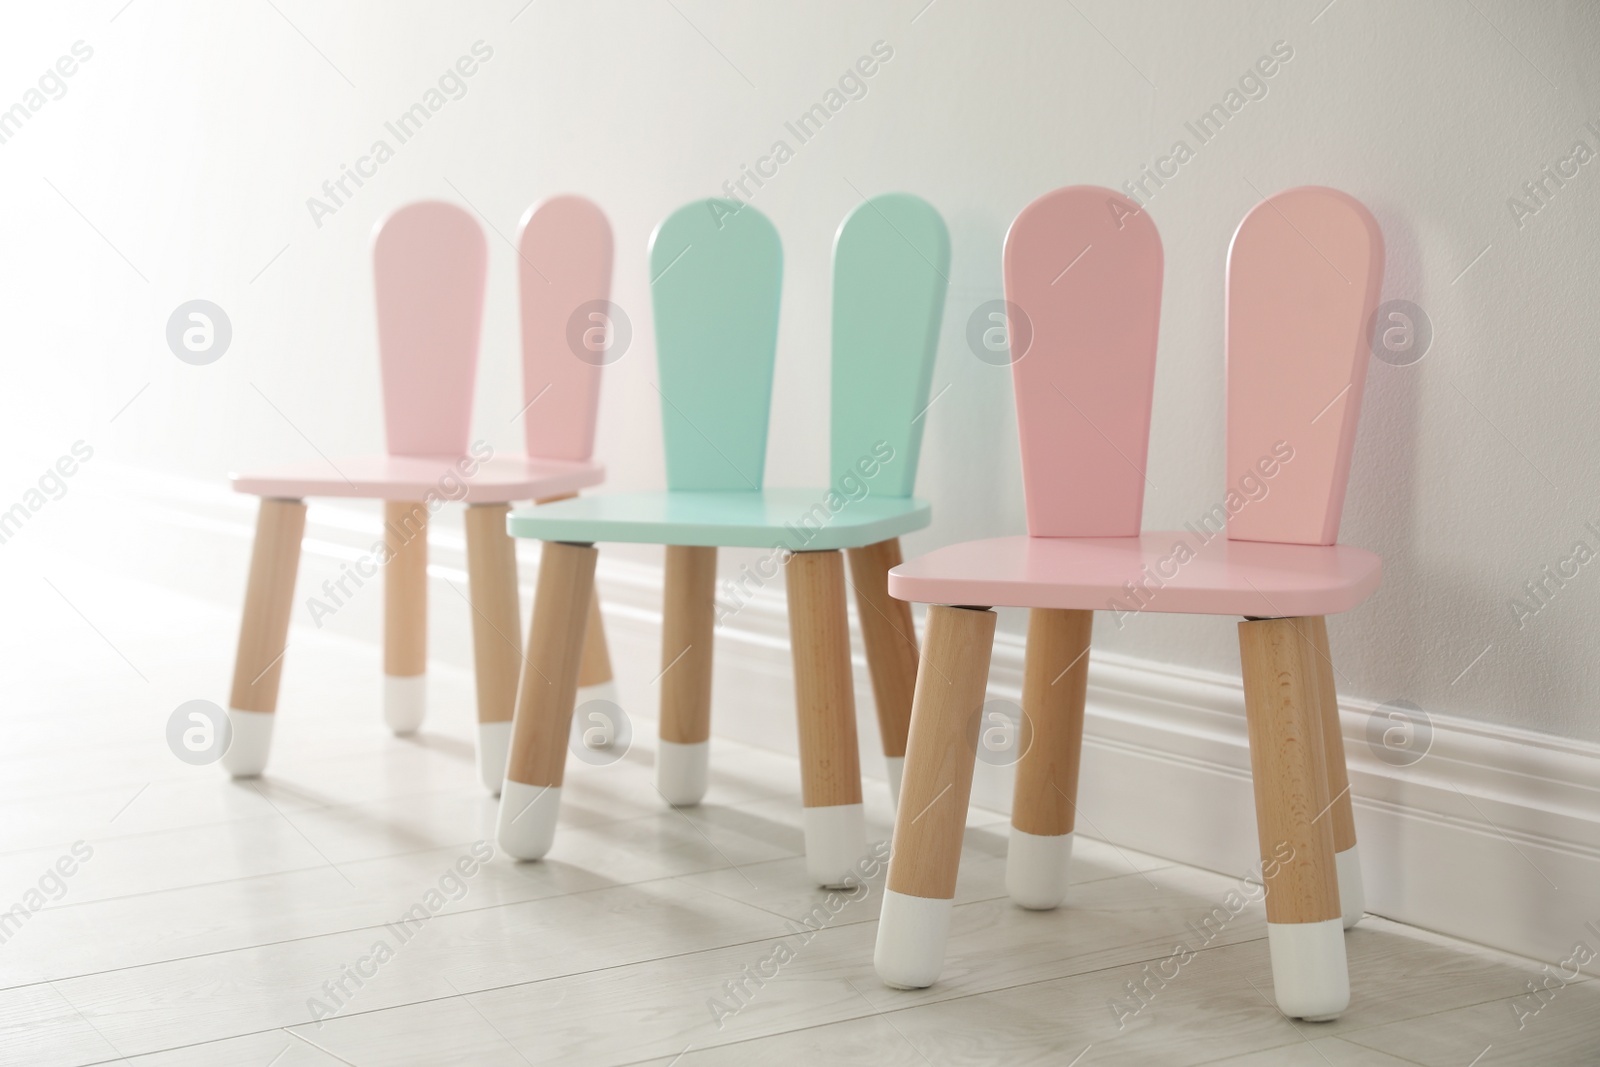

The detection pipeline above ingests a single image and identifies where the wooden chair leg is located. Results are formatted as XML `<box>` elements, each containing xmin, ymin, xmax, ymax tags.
<box><xmin>1305</xmin><ymin>616</ymin><xmax>1362</xmax><ymax>928</ymax></box>
<box><xmin>536</xmin><ymin>492</ymin><xmax>620</xmax><ymax>710</ymax></box>
<box><xmin>875</xmin><ymin>605</ymin><xmax>996</xmax><ymax>990</ymax></box>
<box><xmin>1008</xmin><ymin>608</ymin><xmax>1092</xmax><ymax>910</ymax></box>
<box><xmin>576</xmin><ymin>581</ymin><xmax>618</xmax><ymax>703</ymax></box>
<box><xmin>496</xmin><ymin>540</ymin><xmax>596</xmax><ymax>860</ymax></box>
<box><xmin>222</xmin><ymin>497</ymin><xmax>307</xmax><ymax>778</ymax></box>
<box><xmin>846</xmin><ymin>538</ymin><xmax>918</xmax><ymax>810</ymax></box>
<box><xmin>1239</xmin><ymin>617</ymin><xmax>1349</xmax><ymax>1021</ymax></box>
<box><xmin>383</xmin><ymin>500</ymin><xmax>428</xmax><ymax>735</ymax></box>
<box><xmin>657</xmin><ymin>545</ymin><xmax>716</xmax><ymax>806</ymax></box>
<box><xmin>464</xmin><ymin>504</ymin><xmax>521</xmax><ymax>795</ymax></box>
<box><xmin>786</xmin><ymin>550</ymin><xmax>867</xmax><ymax>888</ymax></box>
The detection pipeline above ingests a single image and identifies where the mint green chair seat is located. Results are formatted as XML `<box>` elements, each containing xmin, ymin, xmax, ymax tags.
<box><xmin>495</xmin><ymin>193</ymin><xmax>950</xmax><ymax>890</ymax></box>
<box><xmin>507</xmin><ymin>489</ymin><xmax>930</xmax><ymax>550</ymax></box>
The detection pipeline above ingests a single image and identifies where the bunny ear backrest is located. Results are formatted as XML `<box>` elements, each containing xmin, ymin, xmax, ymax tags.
<box><xmin>1226</xmin><ymin>187</ymin><xmax>1384</xmax><ymax>545</ymax></box>
<box><xmin>1005</xmin><ymin>186</ymin><xmax>1164</xmax><ymax>536</ymax></box>
<box><xmin>649</xmin><ymin>200</ymin><xmax>783</xmax><ymax>491</ymax></box>
<box><xmin>518</xmin><ymin>196</ymin><xmax>613</xmax><ymax>462</ymax></box>
<box><xmin>373</xmin><ymin>201</ymin><xmax>488</xmax><ymax>457</ymax></box>
<box><xmin>830</xmin><ymin>193</ymin><xmax>950</xmax><ymax>497</ymax></box>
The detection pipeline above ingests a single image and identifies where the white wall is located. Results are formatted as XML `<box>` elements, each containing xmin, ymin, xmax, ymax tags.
<box><xmin>3</xmin><ymin>0</ymin><xmax>1599</xmax><ymax>745</ymax></box>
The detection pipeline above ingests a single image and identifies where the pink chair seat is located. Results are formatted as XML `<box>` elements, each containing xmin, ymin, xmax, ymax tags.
<box><xmin>230</xmin><ymin>454</ymin><xmax>603</xmax><ymax>504</ymax></box>
<box><xmin>887</xmin><ymin>532</ymin><xmax>1380</xmax><ymax>618</ymax></box>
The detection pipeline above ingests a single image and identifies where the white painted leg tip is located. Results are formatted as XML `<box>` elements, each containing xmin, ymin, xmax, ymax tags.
<box><xmin>496</xmin><ymin>781</ymin><xmax>562</xmax><ymax>861</ymax></box>
<box><xmin>655</xmin><ymin>739</ymin><xmax>709</xmax><ymax>807</ymax></box>
<box><xmin>384</xmin><ymin>674</ymin><xmax>426</xmax><ymax>735</ymax></box>
<box><xmin>575</xmin><ymin>679</ymin><xmax>621</xmax><ymax>708</ymax></box>
<box><xmin>885</xmin><ymin>757</ymin><xmax>904</xmax><ymax>812</ymax></box>
<box><xmin>1007</xmin><ymin>828</ymin><xmax>1073</xmax><ymax>910</ymax></box>
<box><xmin>874</xmin><ymin>889</ymin><xmax>953</xmax><ymax>989</ymax></box>
<box><xmin>803</xmin><ymin>804</ymin><xmax>867</xmax><ymax>888</ymax></box>
<box><xmin>1336</xmin><ymin>846</ymin><xmax>1365</xmax><ymax>930</ymax></box>
<box><xmin>1267</xmin><ymin>919</ymin><xmax>1350</xmax><ymax>1021</ymax></box>
<box><xmin>220</xmin><ymin>708</ymin><xmax>274</xmax><ymax>778</ymax></box>
<box><xmin>477</xmin><ymin>721</ymin><xmax>512</xmax><ymax>796</ymax></box>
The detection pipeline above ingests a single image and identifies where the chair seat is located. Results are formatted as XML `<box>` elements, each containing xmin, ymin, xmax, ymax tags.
<box><xmin>507</xmin><ymin>489</ymin><xmax>931</xmax><ymax>550</ymax></box>
<box><xmin>230</xmin><ymin>455</ymin><xmax>604</xmax><ymax>504</ymax></box>
<box><xmin>887</xmin><ymin>532</ymin><xmax>1381</xmax><ymax>618</ymax></box>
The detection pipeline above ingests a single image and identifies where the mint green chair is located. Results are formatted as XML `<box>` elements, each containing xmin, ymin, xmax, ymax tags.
<box><xmin>494</xmin><ymin>195</ymin><xmax>950</xmax><ymax>887</ymax></box>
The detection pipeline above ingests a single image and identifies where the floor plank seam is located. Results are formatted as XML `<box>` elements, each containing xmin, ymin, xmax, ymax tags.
<box><xmin>11</xmin><ymin>789</ymin><xmax>814</xmax><ymax>930</ymax></box>
<box><xmin>54</xmin><ymin>923</ymin><xmax>889</xmax><ymax>1066</ymax></box>
<box><xmin>1</xmin><ymin>861</ymin><xmax>793</xmax><ymax>993</ymax></box>
<box><xmin>0</xmin><ymin>779</ymin><xmax>498</xmax><ymax>861</ymax></box>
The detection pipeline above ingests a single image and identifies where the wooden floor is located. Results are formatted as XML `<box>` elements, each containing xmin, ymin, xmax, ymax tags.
<box><xmin>3</xmin><ymin>554</ymin><xmax>1596</xmax><ymax>1066</ymax></box>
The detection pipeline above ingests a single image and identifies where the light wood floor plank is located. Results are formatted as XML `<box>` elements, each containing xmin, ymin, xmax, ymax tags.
<box><xmin>1340</xmin><ymin>970</ymin><xmax>1600</xmax><ymax>1066</ymax></box>
<box><xmin>1</xmin><ymin>878</ymin><xmax>787</xmax><ymax>1063</ymax></box>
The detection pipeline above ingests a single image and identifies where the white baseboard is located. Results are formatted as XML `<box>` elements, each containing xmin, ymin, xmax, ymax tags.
<box><xmin>109</xmin><ymin>463</ymin><xmax>1600</xmax><ymax>967</ymax></box>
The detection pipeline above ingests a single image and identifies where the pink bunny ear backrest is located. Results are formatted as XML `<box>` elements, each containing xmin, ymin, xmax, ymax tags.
<box><xmin>519</xmin><ymin>196</ymin><xmax>613</xmax><ymax>462</ymax></box>
<box><xmin>373</xmin><ymin>201</ymin><xmax>488</xmax><ymax>457</ymax></box>
<box><xmin>1226</xmin><ymin>187</ymin><xmax>1384</xmax><ymax>545</ymax></box>
<box><xmin>1005</xmin><ymin>186</ymin><xmax>1163</xmax><ymax>537</ymax></box>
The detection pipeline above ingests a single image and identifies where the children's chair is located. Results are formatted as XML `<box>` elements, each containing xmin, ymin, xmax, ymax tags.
<box><xmin>494</xmin><ymin>194</ymin><xmax>950</xmax><ymax>887</ymax></box>
<box><xmin>873</xmin><ymin>185</ymin><xmax>1383</xmax><ymax>1023</ymax></box>
<box><xmin>223</xmin><ymin>197</ymin><xmax>619</xmax><ymax>796</ymax></box>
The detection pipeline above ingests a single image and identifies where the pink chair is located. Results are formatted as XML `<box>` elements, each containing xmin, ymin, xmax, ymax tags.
<box><xmin>223</xmin><ymin>197</ymin><xmax>618</xmax><ymax>795</ymax></box>
<box><xmin>873</xmin><ymin>185</ymin><xmax>1384</xmax><ymax>1023</ymax></box>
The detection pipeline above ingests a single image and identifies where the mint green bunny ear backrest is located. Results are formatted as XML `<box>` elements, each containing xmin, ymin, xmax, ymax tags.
<box><xmin>830</xmin><ymin>193</ymin><xmax>950</xmax><ymax>498</ymax></box>
<box><xmin>649</xmin><ymin>200</ymin><xmax>783</xmax><ymax>491</ymax></box>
